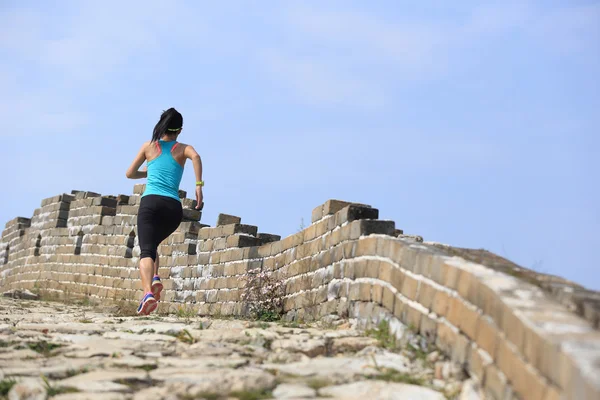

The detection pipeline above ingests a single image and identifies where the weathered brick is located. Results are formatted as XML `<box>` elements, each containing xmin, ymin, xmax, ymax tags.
<box><xmin>431</xmin><ymin>289</ymin><xmax>450</xmax><ymax>317</ymax></box>
<box><xmin>484</xmin><ymin>364</ymin><xmax>509</xmax><ymax>400</ymax></box>
<box><xmin>401</xmin><ymin>274</ymin><xmax>420</xmax><ymax>301</ymax></box>
<box><xmin>217</xmin><ymin>213</ymin><xmax>241</xmax><ymax>226</ymax></box>
<box><xmin>382</xmin><ymin>286</ymin><xmax>395</xmax><ymax>312</ymax></box>
<box><xmin>496</xmin><ymin>336</ymin><xmax>548</xmax><ymax>400</ymax></box>
<box><xmin>468</xmin><ymin>344</ymin><xmax>492</xmax><ymax>383</ymax></box>
<box><xmin>335</xmin><ymin>204</ymin><xmax>379</xmax><ymax>226</ymax></box>
<box><xmin>355</xmin><ymin>236</ymin><xmax>379</xmax><ymax>257</ymax></box>
<box><xmin>476</xmin><ymin>315</ymin><xmax>499</xmax><ymax>360</ymax></box>
<box><xmin>416</xmin><ymin>280</ymin><xmax>436</xmax><ymax>310</ymax></box>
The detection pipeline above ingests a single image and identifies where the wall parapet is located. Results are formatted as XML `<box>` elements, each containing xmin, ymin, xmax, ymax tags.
<box><xmin>1</xmin><ymin>185</ymin><xmax>598</xmax><ymax>400</ymax></box>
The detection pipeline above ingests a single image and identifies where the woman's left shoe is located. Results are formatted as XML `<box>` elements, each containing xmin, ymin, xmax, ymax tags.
<box><xmin>137</xmin><ymin>293</ymin><xmax>158</xmax><ymax>315</ymax></box>
<box><xmin>152</xmin><ymin>276</ymin><xmax>163</xmax><ymax>301</ymax></box>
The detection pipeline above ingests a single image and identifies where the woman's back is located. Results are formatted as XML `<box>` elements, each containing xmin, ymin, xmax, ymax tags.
<box><xmin>143</xmin><ymin>140</ymin><xmax>184</xmax><ymax>201</ymax></box>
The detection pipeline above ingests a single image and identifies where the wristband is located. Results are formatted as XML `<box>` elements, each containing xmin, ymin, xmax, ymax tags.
<box><xmin>196</xmin><ymin>181</ymin><xmax>204</xmax><ymax>186</ymax></box>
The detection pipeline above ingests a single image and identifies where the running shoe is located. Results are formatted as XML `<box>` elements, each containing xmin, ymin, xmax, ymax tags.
<box><xmin>137</xmin><ymin>293</ymin><xmax>158</xmax><ymax>315</ymax></box>
<box><xmin>152</xmin><ymin>276</ymin><xmax>163</xmax><ymax>301</ymax></box>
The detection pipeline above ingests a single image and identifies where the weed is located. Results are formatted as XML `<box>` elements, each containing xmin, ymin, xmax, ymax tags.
<box><xmin>407</xmin><ymin>343</ymin><xmax>428</xmax><ymax>361</ymax></box>
<box><xmin>0</xmin><ymin>378</ymin><xmax>17</xmax><ymax>396</ymax></box>
<box><xmin>41</xmin><ymin>375</ymin><xmax>80</xmax><ymax>397</ymax></box>
<box><xmin>134</xmin><ymin>364</ymin><xmax>158</xmax><ymax>372</ymax></box>
<box><xmin>136</xmin><ymin>328</ymin><xmax>156</xmax><ymax>334</ymax></box>
<box><xmin>365</xmin><ymin>320</ymin><xmax>396</xmax><ymax>350</ymax></box>
<box><xmin>0</xmin><ymin>340</ymin><xmax>17</xmax><ymax>348</ymax></box>
<box><xmin>368</xmin><ymin>368</ymin><xmax>425</xmax><ymax>386</ymax></box>
<box><xmin>175</xmin><ymin>305</ymin><xmax>197</xmax><ymax>323</ymax></box>
<box><xmin>78</xmin><ymin>318</ymin><xmax>93</xmax><ymax>324</ymax></box>
<box><xmin>166</xmin><ymin>329</ymin><xmax>196</xmax><ymax>344</ymax></box>
<box><xmin>249</xmin><ymin>321</ymin><xmax>270</xmax><ymax>330</ymax></box>
<box><xmin>306</xmin><ymin>378</ymin><xmax>330</xmax><ymax>390</ymax></box>
<box><xmin>27</xmin><ymin>341</ymin><xmax>62</xmax><ymax>357</ymax></box>
<box><xmin>230</xmin><ymin>389</ymin><xmax>273</xmax><ymax>400</ymax></box>
<box><xmin>178</xmin><ymin>393</ymin><xmax>220</xmax><ymax>400</ymax></box>
<box><xmin>65</xmin><ymin>367</ymin><xmax>88</xmax><ymax>378</ymax></box>
<box><xmin>240</xmin><ymin>269</ymin><xmax>284</xmax><ymax>322</ymax></box>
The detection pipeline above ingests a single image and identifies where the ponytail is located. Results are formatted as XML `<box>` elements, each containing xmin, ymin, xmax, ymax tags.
<box><xmin>151</xmin><ymin>108</ymin><xmax>183</xmax><ymax>142</ymax></box>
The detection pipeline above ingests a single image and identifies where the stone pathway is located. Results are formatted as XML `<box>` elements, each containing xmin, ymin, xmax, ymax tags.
<box><xmin>0</xmin><ymin>297</ymin><xmax>475</xmax><ymax>399</ymax></box>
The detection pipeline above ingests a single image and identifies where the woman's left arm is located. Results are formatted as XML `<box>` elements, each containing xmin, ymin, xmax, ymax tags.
<box><xmin>125</xmin><ymin>142</ymin><xmax>149</xmax><ymax>179</ymax></box>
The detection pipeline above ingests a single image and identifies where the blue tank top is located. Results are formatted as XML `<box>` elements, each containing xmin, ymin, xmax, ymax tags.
<box><xmin>142</xmin><ymin>140</ymin><xmax>184</xmax><ymax>201</ymax></box>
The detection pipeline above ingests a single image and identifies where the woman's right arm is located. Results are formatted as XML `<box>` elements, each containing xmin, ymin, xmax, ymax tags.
<box><xmin>184</xmin><ymin>145</ymin><xmax>203</xmax><ymax>210</ymax></box>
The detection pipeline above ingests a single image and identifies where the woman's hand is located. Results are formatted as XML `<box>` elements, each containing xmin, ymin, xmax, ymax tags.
<box><xmin>195</xmin><ymin>186</ymin><xmax>203</xmax><ymax>210</ymax></box>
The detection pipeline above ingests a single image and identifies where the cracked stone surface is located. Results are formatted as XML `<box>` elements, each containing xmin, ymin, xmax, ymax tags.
<box><xmin>0</xmin><ymin>298</ymin><xmax>476</xmax><ymax>399</ymax></box>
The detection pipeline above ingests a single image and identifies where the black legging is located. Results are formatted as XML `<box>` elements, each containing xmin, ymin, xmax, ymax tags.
<box><xmin>137</xmin><ymin>195</ymin><xmax>182</xmax><ymax>261</ymax></box>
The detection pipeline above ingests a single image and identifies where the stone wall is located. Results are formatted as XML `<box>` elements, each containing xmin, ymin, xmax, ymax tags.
<box><xmin>1</xmin><ymin>184</ymin><xmax>599</xmax><ymax>400</ymax></box>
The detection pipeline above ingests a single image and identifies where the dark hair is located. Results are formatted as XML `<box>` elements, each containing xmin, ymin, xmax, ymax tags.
<box><xmin>151</xmin><ymin>108</ymin><xmax>183</xmax><ymax>142</ymax></box>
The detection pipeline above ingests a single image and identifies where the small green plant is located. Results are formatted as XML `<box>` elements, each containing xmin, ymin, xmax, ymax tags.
<box><xmin>78</xmin><ymin>318</ymin><xmax>93</xmax><ymax>324</ymax></box>
<box><xmin>134</xmin><ymin>364</ymin><xmax>158</xmax><ymax>372</ymax></box>
<box><xmin>367</xmin><ymin>368</ymin><xmax>425</xmax><ymax>386</ymax></box>
<box><xmin>168</xmin><ymin>329</ymin><xmax>196</xmax><ymax>344</ymax></box>
<box><xmin>306</xmin><ymin>378</ymin><xmax>330</xmax><ymax>390</ymax></box>
<box><xmin>65</xmin><ymin>367</ymin><xmax>88</xmax><ymax>378</ymax></box>
<box><xmin>0</xmin><ymin>340</ymin><xmax>16</xmax><ymax>348</ymax></box>
<box><xmin>41</xmin><ymin>375</ymin><xmax>79</xmax><ymax>397</ymax></box>
<box><xmin>365</xmin><ymin>320</ymin><xmax>396</xmax><ymax>350</ymax></box>
<box><xmin>230</xmin><ymin>389</ymin><xmax>273</xmax><ymax>400</ymax></box>
<box><xmin>407</xmin><ymin>343</ymin><xmax>428</xmax><ymax>361</ymax></box>
<box><xmin>27</xmin><ymin>341</ymin><xmax>62</xmax><ymax>357</ymax></box>
<box><xmin>175</xmin><ymin>305</ymin><xmax>197</xmax><ymax>322</ymax></box>
<box><xmin>178</xmin><ymin>393</ymin><xmax>220</xmax><ymax>400</ymax></box>
<box><xmin>0</xmin><ymin>378</ymin><xmax>17</xmax><ymax>397</ymax></box>
<box><xmin>241</xmin><ymin>270</ymin><xmax>284</xmax><ymax>322</ymax></box>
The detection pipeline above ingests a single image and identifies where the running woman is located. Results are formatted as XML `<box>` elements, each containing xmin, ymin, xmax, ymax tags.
<box><xmin>125</xmin><ymin>108</ymin><xmax>203</xmax><ymax>315</ymax></box>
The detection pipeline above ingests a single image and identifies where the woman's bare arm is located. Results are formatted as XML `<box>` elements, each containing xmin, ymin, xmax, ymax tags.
<box><xmin>126</xmin><ymin>142</ymin><xmax>149</xmax><ymax>179</ymax></box>
<box><xmin>184</xmin><ymin>145</ymin><xmax>203</xmax><ymax>209</ymax></box>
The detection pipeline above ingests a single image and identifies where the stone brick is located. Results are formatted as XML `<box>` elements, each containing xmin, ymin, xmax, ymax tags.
<box><xmin>499</xmin><ymin>302</ymin><xmax>527</xmax><ymax>354</ymax></box>
<box><xmin>378</xmin><ymin>261</ymin><xmax>393</xmax><ymax>283</ymax></box>
<box><xmin>372</xmin><ymin>284</ymin><xmax>383</xmax><ymax>304</ymax></box>
<box><xmin>436</xmin><ymin>319</ymin><xmax>460</xmax><ymax>356</ymax></box>
<box><xmin>420</xmin><ymin>312</ymin><xmax>438</xmax><ymax>344</ymax></box>
<box><xmin>401</xmin><ymin>274</ymin><xmax>420</xmax><ymax>301</ymax></box>
<box><xmin>322</xmin><ymin>199</ymin><xmax>352</xmax><ymax>217</ymax></box>
<box><xmin>476</xmin><ymin>315</ymin><xmax>499</xmax><ymax>361</ymax></box>
<box><xmin>358</xmin><ymin>282</ymin><xmax>372</xmax><ymax>301</ymax></box>
<box><xmin>390</xmin><ymin>267</ymin><xmax>404</xmax><ymax>293</ymax></box>
<box><xmin>221</xmin><ymin>224</ymin><xmax>258</xmax><ymax>236</ymax></box>
<box><xmin>335</xmin><ymin>204</ymin><xmax>379</xmax><ymax>226</ymax></box>
<box><xmin>468</xmin><ymin>344</ymin><xmax>492</xmax><ymax>384</ymax></box>
<box><xmin>484</xmin><ymin>364</ymin><xmax>509</xmax><ymax>400</ymax></box>
<box><xmin>355</xmin><ymin>236</ymin><xmax>379</xmax><ymax>257</ymax></box>
<box><xmin>257</xmin><ymin>233</ymin><xmax>280</xmax><ymax>243</ymax></box>
<box><xmin>441</xmin><ymin>260</ymin><xmax>461</xmax><ymax>290</ymax></box>
<box><xmin>311</xmin><ymin>204</ymin><xmax>323</xmax><ymax>223</ymax></box>
<box><xmin>382</xmin><ymin>286</ymin><xmax>395</xmax><ymax>312</ymax></box>
<box><xmin>217</xmin><ymin>213</ymin><xmax>241</xmax><ymax>226</ymax></box>
<box><xmin>496</xmin><ymin>336</ymin><xmax>548</xmax><ymax>400</ymax></box>
<box><xmin>350</xmin><ymin>219</ymin><xmax>395</xmax><ymax>239</ymax></box>
<box><xmin>226</xmin><ymin>235</ymin><xmax>261</xmax><ymax>248</ymax></box>
<box><xmin>431</xmin><ymin>289</ymin><xmax>450</xmax><ymax>317</ymax></box>
<box><xmin>416</xmin><ymin>280</ymin><xmax>436</xmax><ymax>310</ymax></box>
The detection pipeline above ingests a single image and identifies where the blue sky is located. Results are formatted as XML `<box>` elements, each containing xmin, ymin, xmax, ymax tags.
<box><xmin>1</xmin><ymin>1</ymin><xmax>599</xmax><ymax>289</ymax></box>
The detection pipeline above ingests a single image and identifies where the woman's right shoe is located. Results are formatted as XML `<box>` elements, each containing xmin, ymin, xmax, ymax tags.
<box><xmin>152</xmin><ymin>276</ymin><xmax>163</xmax><ymax>301</ymax></box>
<box><xmin>137</xmin><ymin>293</ymin><xmax>158</xmax><ymax>315</ymax></box>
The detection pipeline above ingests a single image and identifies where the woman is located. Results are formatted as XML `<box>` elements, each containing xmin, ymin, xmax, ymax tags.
<box><xmin>126</xmin><ymin>108</ymin><xmax>203</xmax><ymax>315</ymax></box>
